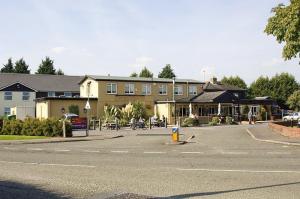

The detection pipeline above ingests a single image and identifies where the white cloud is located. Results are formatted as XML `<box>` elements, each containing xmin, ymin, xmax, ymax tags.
<box><xmin>261</xmin><ymin>57</ymin><xmax>285</xmax><ymax>67</ymax></box>
<box><xmin>131</xmin><ymin>56</ymin><xmax>153</xmax><ymax>68</ymax></box>
<box><xmin>51</xmin><ymin>46</ymin><xmax>66</xmax><ymax>54</ymax></box>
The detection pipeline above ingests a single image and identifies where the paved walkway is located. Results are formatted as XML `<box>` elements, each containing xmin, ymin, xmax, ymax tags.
<box><xmin>248</xmin><ymin>123</ymin><xmax>300</xmax><ymax>145</ymax></box>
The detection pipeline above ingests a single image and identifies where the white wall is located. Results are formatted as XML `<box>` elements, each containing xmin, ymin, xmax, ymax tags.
<box><xmin>0</xmin><ymin>91</ymin><xmax>36</xmax><ymax>116</ymax></box>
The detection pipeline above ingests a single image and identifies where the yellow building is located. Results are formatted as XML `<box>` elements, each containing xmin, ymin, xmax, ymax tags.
<box><xmin>36</xmin><ymin>97</ymin><xmax>97</xmax><ymax>119</ymax></box>
<box><xmin>79</xmin><ymin>75</ymin><xmax>204</xmax><ymax>123</ymax></box>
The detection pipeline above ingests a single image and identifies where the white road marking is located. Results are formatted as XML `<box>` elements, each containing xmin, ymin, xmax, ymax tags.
<box><xmin>181</xmin><ymin>152</ymin><xmax>204</xmax><ymax>154</ymax></box>
<box><xmin>0</xmin><ymin>160</ymin><xmax>96</xmax><ymax>168</ymax></box>
<box><xmin>3</xmin><ymin>147</ymin><xmax>18</xmax><ymax>150</ymax></box>
<box><xmin>177</xmin><ymin>168</ymin><xmax>300</xmax><ymax>174</ymax></box>
<box><xmin>54</xmin><ymin>149</ymin><xmax>70</xmax><ymax>152</ymax></box>
<box><xmin>267</xmin><ymin>152</ymin><xmax>291</xmax><ymax>155</ymax></box>
<box><xmin>111</xmin><ymin>150</ymin><xmax>128</xmax><ymax>153</ymax></box>
<box><xmin>83</xmin><ymin>150</ymin><xmax>100</xmax><ymax>153</ymax></box>
<box><xmin>27</xmin><ymin>148</ymin><xmax>44</xmax><ymax>151</ymax></box>
<box><xmin>221</xmin><ymin>151</ymin><xmax>248</xmax><ymax>155</ymax></box>
<box><xmin>282</xmin><ymin>145</ymin><xmax>289</xmax><ymax>148</ymax></box>
<box><xmin>144</xmin><ymin>151</ymin><xmax>166</xmax><ymax>154</ymax></box>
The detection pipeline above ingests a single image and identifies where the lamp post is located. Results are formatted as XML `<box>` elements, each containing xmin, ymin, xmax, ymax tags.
<box><xmin>86</xmin><ymin>81</ymin><xmax>91</xmax><ymax>136</ymax></box>
<box><xmin>173</xmin><ymin>77</ymin><xmax>176</xmax><ymax>126</ymax></box>
<box><xmin>61</xmin><ymin>107</ymin><xmax>66</xmax><ymax>138</ymax></box>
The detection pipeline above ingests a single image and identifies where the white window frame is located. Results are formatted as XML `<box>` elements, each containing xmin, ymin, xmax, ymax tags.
<box><xmin>4</xmin><ymin>107</ymin><xmax>10</xmax><ymax>115</ymax></box>
<box><xmin>174</xmin><ymin>85</ymin><xmax>183</xmax><ymax>95</ymax></box>
<box><xmin>125</xmin><ymin>83</ymin><xmax>135</xmax><ymax>94</ymax></box>
<box><xmin>189</xmin><ymin>85</ymin><xmax>197</xmax><ymax>95</ymax></box>
<box><xmin>22</xmin><ymin>92</ymin><xmax>30</xmax><ymax>101</ymax></box>
<box><xmin>48</xmin><ymin>91</ymin><xmax>56</xmax><ymax>97</ymax></box>
<box><xmin>4</xmin><ymin>91</ymin><xmax>12</xmax><ymax>100</ymax></box>
<box><xmin>142</xmin><ymin>84</ymin><xmax>151</xmax><ymax>95</ymax></box>
<box><xmin>159</xmin><ymin>84</ymin><xmax>167</xmax><ymax>95</ymax></box>
<box><xmin>251</xmin><ymin>106</ymin><xmax>259</xmax><ymax>116</ymax></box>
<box><xmin>106</xmin><ymin>83</ymin><xmax>117</xmax><ymax>94</ymax></box>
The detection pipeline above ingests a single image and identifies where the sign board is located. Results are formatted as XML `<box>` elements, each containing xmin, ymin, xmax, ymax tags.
<box><xmin>85</xmin><ymin>101</ymin><xmax>91</xmax><ymax>110</ymax></box>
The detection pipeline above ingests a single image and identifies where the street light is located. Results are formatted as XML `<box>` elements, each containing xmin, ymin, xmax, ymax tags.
<box><xmin>173</xmin><ymin>77</ymin><xmax>177</xmax><ymax>125</ymax></box>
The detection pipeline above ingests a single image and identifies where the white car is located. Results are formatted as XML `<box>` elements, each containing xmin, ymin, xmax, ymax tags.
<box><xmin>283</xmin><ymin>112</ymin><xmax>300</xmax><ymax>121</ymax></box>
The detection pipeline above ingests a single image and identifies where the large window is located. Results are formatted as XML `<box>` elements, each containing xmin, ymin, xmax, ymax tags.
<box><xmin>159</xmin><ymin>84</ymin><xmax>167</xmax><ymax>95</ymax></box>
<box><xmin>189</xmin><ymin>85</ymin><xmax>197</xmax><ymax>95</ymax></box>
<box><xmin>48</xmin><ymin>91</ymin><xmax>56</xmax><ymax>97</ymax></box>
<box><xmin>174</xmin><ymin>85</ymin><xmax>183</xmax><ymax>95</ymax></box>
<box><xmin>142</xmin><ymin>84</ymin><xmax>151</xmax><ymax>95</ymax></box>
<box><xmin>107</xmin><ymin>83</ymin><xmax>117</xmax><ymax>94</ymax></box>
<box><xmin>22</xmin><ymin>92</ymin><xmax>30</xmax><ymax>101</ymax></box>
<box><xmin>4</xmin><ymin>91</ymin><xmax>12</xmax><ymax>100</ymax></box>
<box><xmin>125</xmin><ymin>83</ymin><xmax>135</xmax><ymax>94</ymax></box>
<box><xmin>4</xmin><ymin>107</ymin><xmax>10</xmax><ymax>115</ymax></box>
<box><xmin>64</xmin><ymin>92</ymin><xmax>72</xmax><ymax>97</ymax></box>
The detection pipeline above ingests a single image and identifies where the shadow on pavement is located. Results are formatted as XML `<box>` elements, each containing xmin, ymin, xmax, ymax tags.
<box><xmin>161</xmin><ymin>181</ymin><xmax>300</xmax><ymax>199</ymax></box>
<box><xmin>0</xmin><ymin>180</ymin><xmax>70</xmax><ymax>199</ymax></box>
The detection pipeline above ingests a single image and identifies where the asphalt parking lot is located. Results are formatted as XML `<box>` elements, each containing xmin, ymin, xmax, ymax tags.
<box><xmin>1</xmin><ymin>124</ymin><xmax>300</xmax><ymax>199</ymax></box>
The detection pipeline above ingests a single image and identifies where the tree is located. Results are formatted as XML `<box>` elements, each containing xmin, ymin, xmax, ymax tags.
<box><xmin>14</xmin><ymin>58</ymin><xmax>30</xmax><ymax>74</ymax></box>
<box><xmin>269</xmin><ymin>73</ymin><xmax>299</xmax><ymax>104</ymax></box>
<box><xmin>221</xmin><ymin>76</ymin><xmax>247</xmax><ymax>89</ymax></box>
<box><xmin>265</xmin><ymin>1</ymin><xmax>300</xmax><ymax>63</ymax></box>
<box><xmin>130</xmin><ymin>72</ymin><xmax>138</xmax><ymax>77</ymax></box>
<box><xmin>158</xmin><ymin>64</ymin><xmax>176</xmax><ymax>79</ymax></box>
<box><xmin>249</xmin><ymin>76</ymin><xmax>272</xmax><ymax>98</ymax></box>
<box><xmin>139</xmin><ymin>67</ymin><xmax>153</xmax><ymax>78</ymax></box>
<box><xmin>36</xmin><ymin>57</ymin><xmax>56</xmax><ymax>75</ymax></box>
<box><xmin>68</xmin><ymin>105</ymin><xmax>79</xmax><ymax>115</ymax></box>
<box><xmin>287</xmin><ymin>90</ymin><xmax>300</xmax><ymax>111</ymax></box>
<box><xmin>56</xmin><ymin>69</ymin><xmax>64</xmax><ymax>75</ymax></box>
<box><xmin>1</xmin><ymin>58</ymin><xmax>14</xmax><ymax>73</ymax></box>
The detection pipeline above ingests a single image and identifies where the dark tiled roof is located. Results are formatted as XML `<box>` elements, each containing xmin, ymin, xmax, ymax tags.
<box><xmin>175</xmin><ymin>91</ymin><xmax>237</xmax><ymax>103</ymax></box>
<box><xmin>0</xmin><ymin>73</ymin><xmax>82</xmax><ymax>92</ymax></box>
<box><xmin>80</xmin><ymin>75</ymin><xmax>204</xmax><ymax>84</ymax></box>
<box><xmin>203</xmin><ymin>82</ymin><xmax>245</xmax><ymax>91</ymax></box>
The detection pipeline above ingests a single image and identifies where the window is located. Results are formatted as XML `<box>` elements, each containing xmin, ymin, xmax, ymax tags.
<box><xmin>189</xmin><ymin>85</ymin><xmax>197</xmax><ymax>95</ymax></box>
<box><xmin>22</xmin><ymin>92</ymin><xmax>30</xmax><ymax>100</ymax></box>
<box><xmin>64</xmin><ymin>92</ymin><xmax>72</xmax><ymax>97</ymax></box>
<box><xmin>142</xmin><ymin>84</ymin><xmax>151</xmax><ymax>95</ymax></box>
<box><xmin>48</xmin><ymin>91</ymin><xmax>56</xmax><ymax>97</ymax></box>
<box><xmin>106</xmin><ymin>83</ymin><xmax>117</xmax><ymax>94</ymax></box>
<box><xmin>125</xmin><ymin>83</ymin><xmax>135</xmax><ymax>94</ymax></box>
<box><xmin>4</xmin><ymin>91</ymin><xmax>12</xmax><ymax>100</ymax></box>
<box><xmin>4</xmin><ymin>107</ymin><xmax>10</xmax><ymax>115</ymax></box>
<box><xmin>159</xmin><ymin>84</ymin><xmax>167</xmax><ymax>95</ymax></box>
<box><xmin>174</xmin><ymin>85</ymin><xmax>183</xmax><ymax>95</ymax></box>
<box><xmin>208</xmin><ymin>107</ymin><xmax>217</xmax><ymax>115</ymax></box>
<box><xmin>251</xmin><ymin>106</ymin><xmax>259</xmax><ymax>116</ymax></box>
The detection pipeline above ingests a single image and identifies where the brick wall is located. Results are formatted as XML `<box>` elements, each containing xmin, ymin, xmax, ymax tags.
<box><xmin>268</xmin><ymin>122</ymin><xmax>300</xmax><ymax>138</ymax></box>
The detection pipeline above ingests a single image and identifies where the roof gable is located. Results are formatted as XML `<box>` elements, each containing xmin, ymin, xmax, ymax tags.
<box><xmin>0</xmin><ymin>82</ymin><xmax>36</xmax><ymax>92</ymax></box>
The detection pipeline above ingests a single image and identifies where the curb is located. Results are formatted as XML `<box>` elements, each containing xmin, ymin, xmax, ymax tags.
<box><xmin>246</xmin><ymin>129</ymin><xmax>300</xmax><ymax>146</ymax></box>
<box><xmin>0</xmin><ymin>135</ymin><xmax>124</xmax><ymax>145</ymax></box>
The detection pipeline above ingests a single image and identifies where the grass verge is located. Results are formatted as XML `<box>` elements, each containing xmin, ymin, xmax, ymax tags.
<box><xmin>0</xmin><ymin>135</ymin><xmax>47</xmax><ymax>140</ymax></box>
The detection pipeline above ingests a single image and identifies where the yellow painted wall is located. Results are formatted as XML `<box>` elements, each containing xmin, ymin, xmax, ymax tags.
<box><xmin>36</xmin><ymin>99</ymin><xmax>97</xmax><ymax>119</ymax></box>
<box><xmin>80</xmin><ymin>78</ymin><xmax>98</xmax><ymax>98</ymax></box>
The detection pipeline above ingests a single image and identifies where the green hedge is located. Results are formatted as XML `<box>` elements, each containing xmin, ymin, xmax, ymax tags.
<box><xmin>182</xmin><ymin>118</ymin><xmax>199</xmax><ymax>127</ymax></box>
<box><xmin>0</xmin><ymin>118</ymin><xmax>72</xmax><ymax>137</ymax></box>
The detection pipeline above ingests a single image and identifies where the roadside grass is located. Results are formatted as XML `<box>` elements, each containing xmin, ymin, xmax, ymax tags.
<box><xmin>0</xmin><ymin>135</ymin><xmax>47</xmax><ymax>140</ymax></box>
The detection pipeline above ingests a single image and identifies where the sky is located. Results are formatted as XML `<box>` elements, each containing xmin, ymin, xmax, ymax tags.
<box><xmin>0</xmin><ymin>0</ymin><xmax>299</xmax><ymax>85</ymax></box>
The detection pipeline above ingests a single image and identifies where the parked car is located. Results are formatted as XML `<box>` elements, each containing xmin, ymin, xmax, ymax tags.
<box><xmin>283</xmin><ymin>112</ymin><xmax>300</xmax><ymax>121</ymax></box>
<box><xmin>63</xmin><ymin>113</ymin><xmax>87</xmax><ymax>129</ymax></box>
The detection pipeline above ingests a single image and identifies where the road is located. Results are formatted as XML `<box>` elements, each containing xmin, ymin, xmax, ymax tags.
<box><xmin>1</xmin><ymin>124</ymin><xmax>300</xmax><ymax>199</ymax></box>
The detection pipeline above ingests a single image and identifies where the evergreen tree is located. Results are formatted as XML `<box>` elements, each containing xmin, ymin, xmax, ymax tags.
<box><xmin>14</xmin><ymin>58</ymin><xmax>30</xmax><ymax>74</ymax></box>
<box><xmin>130</xmin><ymin>72</ymin><xmax>138</xmax><ymax>77</ymax></box>
<box><xmin>36</xmin><ymin>57</ymin><xmax>56</xmax><ymax>75</ymax></box>
<box><xmin>158</xmin><ymin>64</ymin><xmax>176</xmax><ymax>79</ymax></box>
<box><xmin>139</xmin><ymin>67</ymin><xmax>153</xmax><ymax>78</ymax></box>
<box><xmin>1</xmin><ymin>58</ymin><xmax>14</xmax><ymax>73</ymax></box>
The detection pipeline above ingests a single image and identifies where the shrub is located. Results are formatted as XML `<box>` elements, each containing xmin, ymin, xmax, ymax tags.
<box><xmin>182</xmin><ymin>118</ymin><xmax>199</xmax><ymax>127</ymax></box>
<box><xmin>68</xmin><ymin>105</ymin><xmax>79</xmax><ymax>115</ymax></box>
<box><xmin>209</xmin><ymin>117</ymin><xmax>219</xmax><ymax>126</ymax></box>
<box><xmin>132</xmin><ymin>101</ymin><xmax>147</xmax><ymax>119</ymax></box>
<box><xmin>225</xmin><ymin>116</ymin><xmax>233</xmax><ymax>125</ymax></box>
<box><xmin>0</xmin><ymin>118</ymin><xmax>71</xmax><ymax>137</ymax></box>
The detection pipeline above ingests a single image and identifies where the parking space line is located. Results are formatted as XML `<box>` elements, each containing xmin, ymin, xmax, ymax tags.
<box><xmin>111</xmin><ymin>150</ymin><xmax>128</xmax><ymax>153</ymax></box>
<box><xmin>221</xmin><ymin>151</ymin><xmax>248</xmax><ymax>155</ymax></box>
<box><xmin>83</xmin><ymin>150</ymin><xmax>100</xmax><ymax>153</ymax></box>
<box><xmin>267</xmin><ymin>152</ymin><xmax>291</xmax><ymax>155</ymax></box>
<box><xmin>54</xmin><ymin>149</ymin><xmax>70</xmax><ymax>152</ymax></box>
<box><xmin>3</xmin><ymin>147</ymin><xmax>18</xmax><ymax>150</ymax></box>
<box><xmin>0</xmin><ymin>160</ymin><xmax>96</xmax><ymax>168</ymax></box>
<box><xmin>27</xmin><ymin>148</ymin><xmax>44</xmax><ymax>151</ymax></box>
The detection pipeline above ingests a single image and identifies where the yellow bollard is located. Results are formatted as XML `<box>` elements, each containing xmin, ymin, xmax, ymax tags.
<box><xmin>172</xmin><ymin>127</ymin><xmax>179</xmax><ymax>142</ymax></box>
